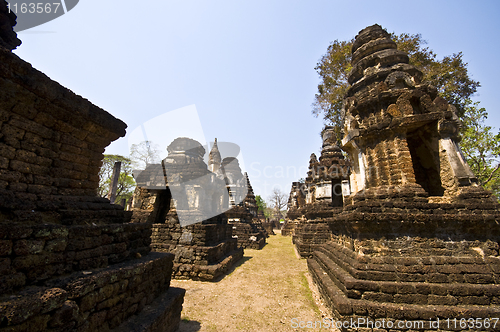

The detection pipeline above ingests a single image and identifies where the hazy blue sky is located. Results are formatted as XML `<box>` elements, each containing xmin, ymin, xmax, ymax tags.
<box><xmin>13</xmin><ymin>0</ymin><xmax>500</xmax><ymax>200</ymax></box>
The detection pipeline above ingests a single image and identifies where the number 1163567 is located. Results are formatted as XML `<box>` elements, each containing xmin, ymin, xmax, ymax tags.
<box><xmin>7</xmin><ymin>2</ymin><xmax>61</xmax><ymax>14</ymax></box>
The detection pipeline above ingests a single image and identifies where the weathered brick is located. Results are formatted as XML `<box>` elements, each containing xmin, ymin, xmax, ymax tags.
<box><xmin>0</xmin><ymin>239</ymin><xmax>13</xmax><ymax>255</ymax></box>
<box><xmin>13</xmin><ymin>239</ymin><xmax>45</xmax><ymax>255</ymax></box>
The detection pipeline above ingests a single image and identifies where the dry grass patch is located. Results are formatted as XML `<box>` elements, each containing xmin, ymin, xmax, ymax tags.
<box><xmin>173</xmin><ymin>232</ymin><xmax>338</xmax><ymax>332</ymax></box>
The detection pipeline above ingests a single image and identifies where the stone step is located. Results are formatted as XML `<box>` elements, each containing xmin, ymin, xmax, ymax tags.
<box><xmin>312</xmin><ymin>245</ymin><xmax>500</xmax><ymax>312</ymax></box>
<box><xmin>112</xmin><ymin>287</ymin><xmax>185</xmax><ymax>332</ymax></box>
<box><xmin>308</xmin><ymin>257</ymin><xmax>500</xmax><ymax>328</ymax></box>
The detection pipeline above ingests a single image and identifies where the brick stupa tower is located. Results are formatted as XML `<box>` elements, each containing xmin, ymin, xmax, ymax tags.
<box><xmin>131</xmin><ymin>137</ymin><xmax>244</xmax><ymax>280</ymax></box>
<box><xmin>223</xmin><ymin>159</ymin><xmax>267</xmax><ymax>250</ymax></box>
<box><xmin>308</xmin><ymin>24</ymin><xmax>500</xmax><ymax>330</ymax></box>
<box><xmin>292</xmin><ymin>126</ymin><xmax>349</xmax><ymax>257</ymax></box>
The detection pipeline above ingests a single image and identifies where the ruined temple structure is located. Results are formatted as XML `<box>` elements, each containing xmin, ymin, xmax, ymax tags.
<box><xmin>0</xmin><ymin>7</ymin><xmax>184</xmax><ymax>331</ymax></box>
<box><xmin>280</xmin><ymin>219</ymin><xmax>297</xmax><ymax>237</ymax></box>
<box><xmin>290</xmin><ymin>127</ymin><xmax>348</xmax><ymax>257</ymax></box>
<box><xmin>308</xmin><ymin>24</ymin><xmax>500</xmax><ymax>330</ymax></box>
<box><xmin>286</xmin><ymin>153</ymin><xmax>320</xmax><ymax>239</ymax></box>
<box><xmin>224</xmin><ymin>167</ymin><xmax>267</xmax><ymax>249</ymax></box>
<box><xmin>209</xmin><ymin>140</ymin><xmax>267</xmax><ymax>249</ymax></box>
<box><xmin>282</xmin><ymin>182</ymin><xmax>305</xmax><ymax>237</ymax></box>
<box><xmin>242</xmin><ymin>173</ymin><xmax>259</xmax><ymax>217</ymax></box>
<box><xmin>257</xmin><ymin>209</ymin><xmax>274</xmax><ymax>235</ymax></box>
<box><xmin>269</xmin><ymin>210</ymin><xmax>284</xmax><ymax>230</ymax></box>
<box><xmin>131</xmin><ymin>138</ymin><xmax>244</xmax><ymax>280</ymax></box>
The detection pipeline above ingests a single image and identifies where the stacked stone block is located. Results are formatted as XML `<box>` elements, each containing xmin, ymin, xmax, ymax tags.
<box><xmin>2</xmin><ymin>253</ymin><xmax>183</xmax><ymax>331</ymax></box>
<box><xmin>281</xmin><ymin>220</ymin><xmax>297</xmax><ymax>237</ymax></box>
<box><xmin>151</xmin><ymin>214</ymin><xmax>243</xmax><ymax>280</ymax></box>
<box><xmin>0</xmin><ymin>46</ymin><xmax>130</xmax><ymax>226</ymax></box>
<box><xmin>0</xmin><ymin>222</ymin><xmax>151</xmax><ymax>294</ymax></box>
<box><xmin>291</xmin><ymin>127</ymin><xmax>348</xmax><ymax>257</ymax></box>
<box><xmin>261</xmin><ymin>220</ymin><xmax>275</xmax><ymax>235</ymax></box>
<box><xmin>0</xmin><ymin>13</ymin><xmax>184</xmax><ymax>332</ymax></box>
<box><xmin>308</xmin><ymin>24</ymin><xmax>500</xmax><ymax>331</ymax></box>
<box><xmin>225</xmin><ymin>203</ymin><xmax>267</xmax><ymax>249</ymax></box>
<box><xmin>230</xmin><ymin>222</ymin><xmax>266</xmax><ymax>249</ymax></box>
<box><xmin>131</xmin><ymin>137</ymin><xmax>244</xmax><ymax>281</ymax></box>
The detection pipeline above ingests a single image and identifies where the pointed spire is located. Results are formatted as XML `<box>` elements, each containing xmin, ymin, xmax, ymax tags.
<box><xmin>208</xmin><ymin>138</ymin><xmax>222</xmax><ymax>173</ymax></box>
<box><xmin>243</xmin><ymin>172</ymin><xmax>257</xmax><ymax>216</ymax></box>
<box><xmin>244</xmin><ymin>172</ymin><xmax>254</xmax><ymax>195</ymax></box>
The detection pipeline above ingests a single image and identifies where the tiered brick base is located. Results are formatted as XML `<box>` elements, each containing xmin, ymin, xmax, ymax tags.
<box><xmin>0</xmin><ymin>222</ymin><xmax>152</xmax><ymax>293</ymax></box>
<box><xmin>151</xmin><ymin>223</ymin><xmax>243</xmax><ymax>280</ymax></box>
<box><xmin>0</xmin><ymin>249</ymin><xmax>184</xmax><ymax>332</ymax></box>
<box><xmin>294</xmin><ymin>220</ymin><xmax>331</xmax><ymax>258</ymax></box>
<box><xmin>281</xmin><ymin>221</ymin><xmax>297</xmax><ymax>236</ymax></box>
<box><xmin>292</xmin><ymin>204</ymin><xmax>341</xmax><ymax>257</ymax></box>
<box><xmin>231</xmin><ymin>222</ymin><xmax>266</xmax><ymax>249</ymax></box>
<box><xmin>0</xmin><ymin>219</ymin><xmax>185</xmax><ymax>332</ymax></box>
<box><xmin>262</xmin><ymin>222</ymin><xmax>275</xmax><ymax>235</ymax></box>
<box><xmin>308</xmin><ymin>187</ymin><xmax>500</xmax><ymax>331</ymax></box>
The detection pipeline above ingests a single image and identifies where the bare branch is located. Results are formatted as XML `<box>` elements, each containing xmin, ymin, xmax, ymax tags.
<box><xmin>481</xmin><ymin>163</ymin><xmax>500</xmax><ymax>187</ymax></box>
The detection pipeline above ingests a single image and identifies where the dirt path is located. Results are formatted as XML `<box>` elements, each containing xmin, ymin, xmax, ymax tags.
<box><xmin>171</xmin><ymin>231</ymin><xmax>339</xmax><ymax>332</ymax></box>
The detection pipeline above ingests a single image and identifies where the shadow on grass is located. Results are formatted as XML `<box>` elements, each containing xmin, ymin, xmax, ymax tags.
<box><xmin>212</xmin><ymin>255</ymin><xmax>252</xmax><ymax>282</ymax></box>
<box><xmin>177</xmin><ymin>319</ymin><xmax>202</xmax><ymax>332</ymax></box>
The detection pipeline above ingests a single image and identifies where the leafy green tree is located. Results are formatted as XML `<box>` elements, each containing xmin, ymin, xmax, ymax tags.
<box><xmin>312</xmin><ymin>39</ymin><xmax>352</xmax><ymax>140</ymax></box>
<box><xmin>459</xmin><ymin>102</ymin><xmax>500</xmax><ymax>197</ymax></box>
<box><xmin>255</xmin><ymin>195</ymin><xmax>272</xmax><ymax>218</ymax></box>
<box><xmin>98</xmin><ymin>155</ymin><xmax>136</xmax><ymax>205</ymax></box>
<box><xmin>313</xmin><ymin>31</ymin><xmax>480</xmax><ymax>134</ymax></box>
<box><xmin>255</xmin><ymin>195</ymin><xmax>267</xmax><ymax>212</ymax></box>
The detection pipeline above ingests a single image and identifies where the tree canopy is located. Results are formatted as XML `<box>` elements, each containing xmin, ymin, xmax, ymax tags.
<box><xmin>255</xmin><ymin>195</ymin><xmax>267</xmax><ymax>212</ymax></box>
<box><xmin>460</xmin><ymin>102</ymin><xmax>500</xmax><ymax>197</ymax></box>
<box><xmin>255</xmin><ymin>195</ymin><xmax>273</xmax><ymax>218</ymax></box>
<box><xmin>313</xmin><ymin>32</ymin><xmax>480</xmax><ymax>134</ymax></box>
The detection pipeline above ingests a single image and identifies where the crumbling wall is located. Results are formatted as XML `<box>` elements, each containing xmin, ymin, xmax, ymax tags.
<box><xmin>0</xmin><ymin>47</ymin><xmax>130</xmax><ymax>225</ymax></box>
<box><xmin>0</xmin><ymin>13</ymin><xmax>184</xmax><ymax>331</ymax></box>
<box><xmin>0</xmin><ymin>222</ymin><xmax>152</xmax><ymax>294</ymax></box>
<box><xmin>152</xmin><ymin>222</ymin><xmax>242</xmax><ymax>280</ymax></box>
<box><xmin>0</xmin><ymin>253</ymin><xmax>182</xmax><ymax>331</ymax></box>
<box><xmin>230</xmin><ymin>222</ymin><xmax>266</xmax><ymax>249</ymax></box>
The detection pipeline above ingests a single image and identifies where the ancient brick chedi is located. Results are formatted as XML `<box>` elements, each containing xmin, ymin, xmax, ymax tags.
<box><xmin>289</xmin><ymin>126</ymin><xmax>348</xmax><ymax>257</ymax></box>
<box><xmin>0</xmin><ymin>10</ymin><xmax>184</xmax><ymax>331</ymax></box>
<box><xmin>131</xmin><ymin>138</ymin><xmax>244</xmax><ymax>280</ymax></box>
<box><xmin>308</xmin><ymin>24</ymin><xmax>500</xmax><ymax>330</ymax></box>
<box><xmin>223</xmin><ymin>155</ymin><xmax>267</xmax><ymax>250</ymax></box>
